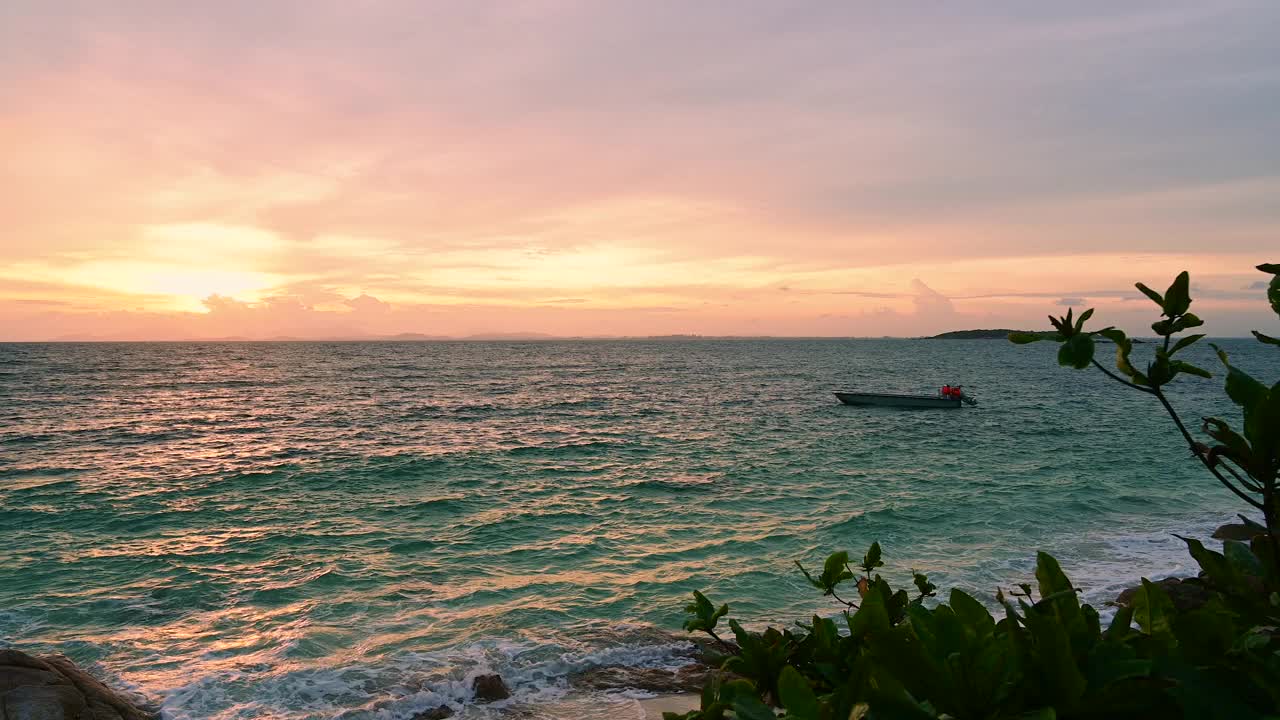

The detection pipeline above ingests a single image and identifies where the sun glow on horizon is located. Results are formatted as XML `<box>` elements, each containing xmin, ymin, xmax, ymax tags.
<box><xmin>2</xmin><ymin>2</ymin><xmax>1277</xmax><ymax>340</ymax></box>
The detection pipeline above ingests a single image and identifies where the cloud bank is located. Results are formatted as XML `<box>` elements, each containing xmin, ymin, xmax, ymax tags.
<box><xmin>1</xmin><ymin>1</ymin><xmax>1278</xmax><ymax>339</ymax></box>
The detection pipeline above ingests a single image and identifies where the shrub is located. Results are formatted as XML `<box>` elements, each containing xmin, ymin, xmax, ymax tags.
<box><xmin>1009</xmin><ymin>264</ymin><xmax>1279</xmax><ymax>579</ymax></box>
<box><xmin>672</xmin><ymin>545</ymin><xmax>1279</xmax><ymax>719</ymax></box>
<box><xmin>671</xmin><ymin>264</ymin><xmax>1280</xmax><ymax>718</ymax></box>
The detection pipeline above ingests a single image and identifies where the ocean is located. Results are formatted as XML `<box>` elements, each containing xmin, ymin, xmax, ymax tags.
<box><xmin>1</xmin><ymin>338</ymin><xmax>1275</xmax><ymax>718</ymax></box>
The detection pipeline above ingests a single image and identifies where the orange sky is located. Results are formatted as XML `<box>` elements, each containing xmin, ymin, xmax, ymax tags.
<box><xmin>2</xmin><ymin>2</ymin><xmax>1277</xmax><ymax>340</ymax></box>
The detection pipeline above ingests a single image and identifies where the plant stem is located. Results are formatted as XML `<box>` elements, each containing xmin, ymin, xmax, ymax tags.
<box><xmin>1152</xmin><ymin>388</ymin><xmax>1263</xmax><ymax>509</ymax></box>
<box><xmin>1218</xmin><ymin>459</ymin><xmax>1264</xmax><ymax>493</ymax></box>
<box><xmin>1090</xmin><ymin>359</ymin><xmax>1155</xmax><ymax>394</ymax></box>
<box><xmin>830</xmin><ymin>590</ymin><xmax>860</xmax><ymax>609</ymax></box>
<box><xmin>705</xmin><ymin>629</ymin><xmax>736</xmax><ymax>655</ymax></box>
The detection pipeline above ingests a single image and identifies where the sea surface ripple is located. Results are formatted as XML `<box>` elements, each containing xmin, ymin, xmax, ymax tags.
<box><xmin>1</xmin><ymin>339</ymin><xmax>1275</xmax><ymax>718</ymax></box>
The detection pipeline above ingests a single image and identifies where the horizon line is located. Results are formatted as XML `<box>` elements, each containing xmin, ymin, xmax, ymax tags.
<box><xmin>0</xmin><ymin>334</ymin><xmax>1259</xmax><ymax>344</ymax></box>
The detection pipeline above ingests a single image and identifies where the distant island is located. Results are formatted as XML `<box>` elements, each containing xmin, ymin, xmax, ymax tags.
<box><xmin>926</xmin><ymin>329</ymin><xmax>1030</xmax><ymax>340</ymax></box>
<box><xmin>927</xmin><ymin>329</ymin><xmax>1148</xmax><ymax>343</ymax></box>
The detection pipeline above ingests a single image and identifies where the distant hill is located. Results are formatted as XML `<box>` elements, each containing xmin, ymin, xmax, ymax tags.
<box><xmin>461</xmin><ymin>332</ymin><xmax>560</xmax><ymax>341</ymax></box>
<box><xmin>926</xmin><ymin>329</ymin><xmax>1030</xmax><ymax>340</ymax></box>
<box><xmin>381</xmin><ymin>333</ymin><xmax>453</xmax><ymax>341</ymax></box>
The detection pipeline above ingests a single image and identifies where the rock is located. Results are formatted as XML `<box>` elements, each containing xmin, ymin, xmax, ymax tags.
<box><xmin>3</xmin><ymin>684</ymin><xmax>90</xmax><ymax>720</ymax></box>
<box><xmin>411</xmin><ymin>706</ymin><xmax>454</xmax><ymax>719</ymax></box>
<box><xmin>471</xmin><ymin>673</ymin><xmax>510</xmax><ymax>702</ymax></box>
<box><xmin>0</xmin><ymin>649</ymin><xmax>156</xmax><ymax>720</ymax></box>
<box><xmin>1114</xmin><ymin>577</ymin><xmax>1211</xmax><ymax>613</ymax></box>
<box><xmin>1213</xmin><ymin>520</ymin><xmax>1266</xmax><ymax>542</ymax></box>
<box><xmin>688</xmin><ymin>637</ymin><xmax>738</xmax><ymax>665</ymax></box>
<box><xmin>571</xmin><ymin>664</ymin><xmax>733</xmax><ymax>695</ymax></box>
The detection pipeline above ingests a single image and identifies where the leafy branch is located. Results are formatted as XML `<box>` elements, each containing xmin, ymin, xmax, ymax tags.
<box><xmin>1010</xmin><ymin>264</ymin><xmax>1280</xmax><ymax>579</ymax></box>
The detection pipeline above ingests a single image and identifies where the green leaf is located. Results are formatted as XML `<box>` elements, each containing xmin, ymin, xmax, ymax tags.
<box><xmin>1224</xmin><ymin>365</ymin><xmax>1268</xmax><ymax>411</ymax></box>
<box><xmin>1146</xmin><ymin>351</ymin><xmax>1173</xmax><ymax>387</ymax></box>
<box><xmin>1179</xmin><ymin>536</ymin><xmax>1240</xmax><ymax>591</ymax></box>
<box><xmin>1171</xmin><ymin>599</ymin><xmax>1236</xmax><ymax>661</ymax></box>
<box><xmin>861</xmin><ymin>542</ymin><xmax>883</xmax><ymax>574</ymax></box>
<box><xmin>1083</xmin><ymin>641</ymin><xmax>1151</xmax><ymax>691</ymax></box>
<box><xmin>1073</xmin><ymin>308</ymin><xmax>1094</xmax><ymax>333</ymax></box>
<box><xmin>1169</xmin><ymin>333</ymin><xmax>1206</xmax><ymax>355</ymax></box>
<box><xmin>1171</xmin><ymin>312</ymin><xmax>1203</xmax><ymax>332</ymax></box>
<box><xmin>731</xmin><ymin>693</ymin><xmax>777</xmax><ymax>720</ymax></box>
<box><xmin>1135</xmin><ymin>282</ymin><xmax>1164</xmax><ymax>307</ymax></box>
<box><xmin>1009</xmin><ymin>331</ymin><xmax>1050</xmax><ymax>344</ymax></box>
<box><xmin>1130</xmin><ymin>579</ymin><xmax>1176</xmax><ymax>648</ymax></box>
<box><xmin>1097</xmin><ymin>328</ymin><xmax>1146</xmax><ymax>383</ymax></box>
<box><xmin>683</xmin><ymin>591</ymin><xmax>729</xmax><ymax>633</ymax></box>
<box><xmin>1171</xmin><ymin>360</ymin><xmax>1211</xmax><ymax>379</ymax></box>
<box><xmin>849</xmin><ymin>588</ymin><xmax>891</xmax><ymax>638</ymax></box>
<box><xmin>912</xmin><ymin>571</ymin><xmax>937</xmax><ymax>600</ymax></box>
<box><xmin>1104</xmin><ymin>606</ymin><xmax>1133</xmax><ymax>641</ymax></box>
<box><xmin>1211</xmin><ymin>342</ymin><xmax>1229</xmax><ymax>365</ymax></box>
<box><xmin>1095</xmin><ymin>327</ymin><xmax>1124</xmax><ymax>344</ymax></box>
<box><xmin>1034</xmin><ymin>552</ymin><xmax>1076</xmax><ymax>602</ymax></box>
<box><xmin>797</xmin><ymin>551</ymin><xmax>855</xmax><ymax>595</ymax></box>
<box><xmin>777</xmin><ymin>666</ymin><xmax>820</xmax><ymax>720</ymax></box>
<box><xmin>1020</xmin><ymin>600</ymin><xmax>1087</xmax><ymax>706</ymax></box>
<box><xmin>1208</xmin><ymin>343</ymin><xmax>1268</xmax><ymax>411</ymax></box>
<box><xmin>1252</xmin><ymin>330</ymin><xmax>1280</xmax><ymax>346</ymax></box>
<box><xmin>1057</xmin><ymin>333</ymin><xmax>1094</xmax><ymax>369</ymax></box>
<box><xmin>825</xmin><ymin>551</ymin><xmax>853</xmax><ymax>581</ymax></box>
<box><xmin>1259</xmin><ymin>263</ymin><xmax>1280</xmax><ymax>317</ymax></box>
<box><xmin>1163</xmin><ymin>271</ymin><xmax>1191</xmax><ymax>316</ymax></box>
<box><xmin>700</xmin><ymin>673</ymin><xmax>720</xmax><ymax>711</ymax></box>
<box><xmin>950</xmin><ymin>588</ymin><xmax>995</xmax><ymax>635</ymax></box>
<box><xmin>1048</xmin><ymin>314</ymin><xmax>1065</xmax><ymax>334</ymax></box>
<box><xmin>1223</xmin><ymin>540</ymin><xmax>1263</xmax><ymax>578</ymax></box>
<box><xmin>1201</xmin><ymin>417</ymin><xmax>1254</xmax><ymax>471</ymax></box>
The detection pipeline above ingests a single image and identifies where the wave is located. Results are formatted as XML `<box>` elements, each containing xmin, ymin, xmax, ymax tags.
<box><xmin>151</xmin><ymin>626</ymin><xmax>703</xmax><ymax>720</ymax></box>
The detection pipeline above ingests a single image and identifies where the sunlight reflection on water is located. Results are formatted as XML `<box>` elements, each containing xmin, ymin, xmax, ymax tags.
<box><xmin>1</xmin><ymin>338</ymin><xmax>1275</xmax><ymax>718</ymax></box>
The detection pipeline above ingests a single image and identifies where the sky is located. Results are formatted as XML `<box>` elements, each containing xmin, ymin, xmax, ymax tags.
<box><xmin>1</xmin><ymin>1</ymin><xmax>1277</xmax><ymax>340</ymax></box>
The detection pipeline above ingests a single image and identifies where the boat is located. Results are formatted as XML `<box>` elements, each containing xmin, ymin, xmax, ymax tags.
<box><xmin>833</xmin><ymin>388</ymin><xmax>977</xmax><ymax>409</ymax></box>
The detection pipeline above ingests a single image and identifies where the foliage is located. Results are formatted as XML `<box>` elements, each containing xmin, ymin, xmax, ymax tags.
<box><xmin>667</xmin><ymin>264</ymin><xmax>1280</xmax><ymax>719</ymax></box>
<box><xmin>671</xmin><ymin>546</ymin><xmax>1280</xmax><ymax>719</ymax></box>
<box><xmin>1009</xmin><ymin>264</ymin><xmax>1280</xmax><ymax>580</ymax></box>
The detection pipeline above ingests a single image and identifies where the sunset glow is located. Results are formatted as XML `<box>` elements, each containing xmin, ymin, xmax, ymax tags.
<box><xmin>2</xmin><ymin>2</ymin><xmax>1277</xmax><ymax>339</ymax></box>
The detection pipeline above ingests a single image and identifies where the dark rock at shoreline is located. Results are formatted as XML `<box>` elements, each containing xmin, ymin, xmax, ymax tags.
<box><xmin>0</xmin><ymin>649</ymin><xmax>156</xmax><ymax>720</ymax></box>
<box><xmin>571</xmin><ymin>664</ymin><xmax>725</xmax><ymax>694</ymax></box>
<box><xmin>1213</xmin><ymin>516</ymin><xmax>1267</xmax><ymax>541</ymax></box>
<box><xmin>411</xmin><ymin>706</ymin><xmax>454</xmax><ymax>719</ymax></box>
<box><xmin>1213</xmin><ymin>523</ymin><xmax>1262</xmax><ymax>541</ymax></box>
<box><xmin>567</xmin><ymin>631</ymin><xmax>740</xmax><ymax>695</ymax></box>
<box><xmin>688</xmin><ymin>637</ymin><xmax>738</xmax><ymax>665</ymax></box>
<box><xmin>1114</xmin><ymin>577</ymin><xmax>1210</xmax><ymax>613</ymax></box>
<box><xmin>471</xmin><ymin>673</ymin><xmax>510</xmax><ymax>702</ymax></box>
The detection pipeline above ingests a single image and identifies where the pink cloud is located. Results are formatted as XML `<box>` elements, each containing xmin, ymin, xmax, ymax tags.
<box><xmin>1</xmin><ymin>1</ymin><xmax>1277</xmax><ymax>339</ymax></box>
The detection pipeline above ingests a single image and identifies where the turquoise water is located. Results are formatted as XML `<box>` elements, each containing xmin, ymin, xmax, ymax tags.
<box><xmin>1</xmin><ymin>339</ymin><xmax>1275</xmax><ymax>718</ymax></box>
